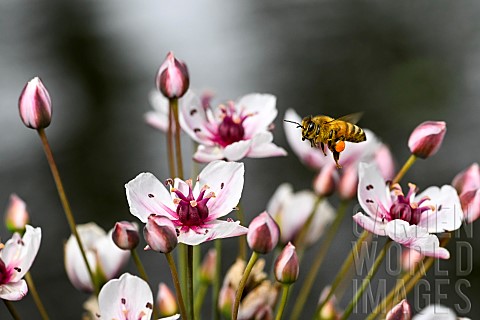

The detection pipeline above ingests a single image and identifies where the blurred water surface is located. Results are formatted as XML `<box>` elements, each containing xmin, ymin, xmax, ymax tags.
<box><xmin>1</xmin><ymin>1</ymin><xmax>479</xmax><ymax>318</ymax></box>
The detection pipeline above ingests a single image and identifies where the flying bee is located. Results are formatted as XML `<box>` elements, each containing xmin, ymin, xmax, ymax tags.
<box><xmin>285</xmin><ymin>113</ymin><xmax>366</xmax><ymax>168</ymax></box>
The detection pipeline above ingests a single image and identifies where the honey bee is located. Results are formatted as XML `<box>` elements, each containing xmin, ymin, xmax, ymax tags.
<box><xmin>285</xmin><ymin>113</ymin><xmax>366</xmax><ymax>168</ymax></box>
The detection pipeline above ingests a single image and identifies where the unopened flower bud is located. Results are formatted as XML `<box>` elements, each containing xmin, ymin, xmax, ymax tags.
<box><xmin>156</xmin><ymin>52</ymin><xmax>190</xmax><ymax>99</ymax></box>
<box><xmin>338</xmin><ymin>165</ymin><xmax>358</xmax><ymax>200</ymax></box>
<box><xmin>4</xmin><ymin>194</ymin><xmax>30</xmax><ymax>234</ymax></box>
<box><xmin>386</xmin><ymin>299</ymin><xmax>411</xmax><ymax>320</ymax></box>
<box><xmin>247</xmin><ymin>211</ymin><xmax>279</xmax><ymax>254</ymax></box>
<box><xmin>313</xmin><ymin>165</ymin><xmax>338</xmax><ymax>197</ymax></box>
<box><xmin>274</xmin><ymin>242</ymin><xmax>299</xmax><ymax>284</ymax></box>
<box><xmin>18</xmin><ymin>77</ymin><xmax>52</xmax><ymax>129</ymax></box>
<box><xmin>460</xmin><ymin>189</ymin><xmax>480</xmax><ymax>224</ymax></box>
<box><xmin>452</xmin><ymin>163</ymin><xmax>480</xmax><ymax>194</ymax></box>
<box><xmin>143</xmin><ymin>215</ymin><xmax>178</xmax><ymax>253</ymax></box>
<box><xmin>157</xmin><ymin>283</ymin><xmax>178</xmax><ymax>317</ymax></box>
<box><xmin>317</xmin><ymin>286</ymin><xmax>340</xmax><ymax>320</ymax></box>
<box><xmin>218</xmin><ymin>286</ymin><xmax>235</xmax><ymax>318</ymax></box>
<box><xmin>199</xmin><ymin>248</ymin><xmax>216</xmax><ymax>284</ymax></box>
<box><xmin>408</xmin><ymin>121</ymin><xmax>446</xmax><ymax>159</ymax></box>
<box><xmin>112</xmin><ymin>221</ymin><xmax>139</xmax><ymax>250</ymax></box>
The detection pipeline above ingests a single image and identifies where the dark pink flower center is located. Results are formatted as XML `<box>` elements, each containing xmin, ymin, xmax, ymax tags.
<box><xmin>387</xmin><ymin>183</ymin><xmax>432</xmax><ymax>225</ymax></box>
<box><xmin>172</xmin><ymin>180</ymin><xmax>214</xmax><ymax>226</ymax></box>
<box><xmin>0</xmin><ymin>259</ymin><xmax>12</xmax><ymax>285</ymax></box>
<box><xmin>215</xmin><ymin>102</ymin><xmax>253</xmax><ymax>147</ymax></box>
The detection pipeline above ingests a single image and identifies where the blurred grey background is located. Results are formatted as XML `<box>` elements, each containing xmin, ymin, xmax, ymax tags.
<box><xmin>1</xmin><ymin>1</ymin><xmax>479</xmax><ymax>319</ymax></box>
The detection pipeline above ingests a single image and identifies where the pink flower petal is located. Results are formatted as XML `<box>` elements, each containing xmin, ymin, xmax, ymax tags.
<box><xmin>177</xmin><ymin>220</ymin><xmax>248</xmax><ymax>245</ymax></box>
<box><xmin>125</xmin><ymin>172</ymin><xmax>177</xmax><ymax>223</ymax></box>
<box><xmin>385</xmin><ymin>220</ymin><xmax>449</xmax><ymax>259</ymax></box>
<box><xmin>97</xmin><ymin>230</ymin><xmax>130</xmax><ymax>279</ymax></box>
<box><xmin>0</xmin><ymin>280</ymin><xmax>28</xmax><ymax>301</ymax></box>
<box><xmin>247</xmin><ymin>132</ymin><xmax>287</xmax><ymax>158</ymax></box>
<box><xmin>223</xmin><ymin>140</ymin><xmax>252</xmax><ymax>161</ymax></box>
<box><xmin>357</xmin><ymin>162</ymin><xmax>392</xmax><ymax>220</ymax></box>
<box><xmin>197</xmin><ymin>160</ymin><xmax>244</xmax><ymax>220</ymax></box>
<box><xmin>193</xmin><ymin>145</ymin><xmax>225</xmax><ymax>162</ymax></box>
<box><xmin>352</xmin><ymin>213</ymin><xmax>388</xmax><ymax>236</ymax></box>
<box><xmin>180</xmin><ymin>91</ymin><xmax>217</xmax><ymax>145</ymax></box>
<box><xmin>238</xmin><ymin>93</ymin><xmax>277</xmax><ymax>138</ymax></box>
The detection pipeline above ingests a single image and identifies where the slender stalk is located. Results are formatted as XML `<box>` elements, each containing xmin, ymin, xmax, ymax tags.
<box><xmin>340</xmin><ymin>239</ymin><xmax>392</xmax><ymax>320</ymax></box>
<box><xmin>294</xmin><ymin>196</ymin><xmax>323</xmax><ymax>252</ymax></box>
<box><xmin>178</xmin><ymin>244</ymin><xmax>187</xmax><ymax>301</ymax></box>
<box><xmin>131</xmin><ymin>249</ymin><xmax>149</xmax><ymax>282</ymax></box>
<box><xmin>275</xmin><ymin>284</ymin><xmax>291</xmax><ymax>320</ymax></box>
<box><xmin>391</xmin><ymin>155</ymin><xmax>417</xmax><ymax>186</ymax></box>
<box><xmin>315</xmin><ymin>230</ymin><xmax>370</xmax><ymax>316</ymax></box>
<box><xmin>165</xmin><ymin>252</ymin><xmax>188</xmax><ymax>320</ymax></box>
<box><xmin>167</xmin><ymin>99</ymin><xmax>176</xmax><ymax>178</ymax></box>
<box><xmin>232</xmin><ymin>251</ymin><xmax>259</xmax><ymax>320</ymax></box>
<box><xmin>193</xmin><ymin>244</ymin><xmax>201</xmax><ymax>292</ymax></box>
<box><xmin>236</xmin><ymin>204</ymin><xmax>246</xmax><ymax>260</ymax></box>
<box><xmin>290</xmin><ymin>200</ymin><xmax>349</xmax><ymax>319</ymax></box>
<box><xmin>24</xmin><ymin>272</ymin><xmax>49</xmax><ymax>320</ymax></box>
<box><xmin>3</xmin><ymin>300</ymin><xmax>21</xmax><ymax>320</ymax></box>
<box><xmin>170</xmin><ymin>98</ymin><xmax>183</xmax><ymax>179</ymax></box>
<box><xmin>194</xmin><ymin>283</ymin><xmax>208</xmax><ymax>319</ymax></box>
<box><xmin>213</xmin><ymin>240</ymin><xmax>222</xmax><ymax>320</ymax></box>
<box><xmin>37</xmin><ymin>129</ymin><xmax>96</xmax><ymax>292</ymax></box>
<box><xmin>187</xmin><ymin>245</ymin><xmax>195</xmax><ymax>320</ymax></box>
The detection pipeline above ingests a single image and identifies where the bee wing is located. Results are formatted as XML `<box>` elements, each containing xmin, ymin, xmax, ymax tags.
<box><xmin>335</xmin><ymin>112</ymin><xmax>364</xmax><ymax>124</ymax></box>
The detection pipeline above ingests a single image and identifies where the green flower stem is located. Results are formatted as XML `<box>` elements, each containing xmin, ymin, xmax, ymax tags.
<box><xmin>187</xmin><ymin>245</ymin><xmax>195</xmax><ymax>320</ymax></box>
<box><xmin>275</xmin><ymin>284</ymin><xmax>291</xmax><ymax>320</ymax></box>
<box><xmin>340</xmin><ymin>239</ymin><xmax>392</xmax><ymax>320</ymax></box>
<box><xmin>232</xmin><ymin>251</ymin><xmax>259</xmax><ymax>320</ymax></box>
<box><xmin>37</xmin><ymin>129</ymin><xmax>96</xmax><ymax>294</ymax></box>
<box><xmin>294</xmin><ymin>196</ymin><xmax>323</xmax><ymax>253</ymax></box>
<box><xmin>290</xmin><ymin>199</ymin><xmax>350</xmax><ymax>320</ymax></box>
<box><xmin>167</xmin><ymin>98</ymin><xmax>176</xmax><ymax>178</ymax></box>
<box><xmin>165</xmin><ymin>252</ymin><xmax>188</xmax><ymax>320</ymax></box>
<box><xmin>213</xmin><ymin>240</ymin><xmax>222</xmax><ymax>320</ymax></box>
<box><xmin>193</xmin><ymin>244</ymin><xmax>201</xmax><ymax>291</ymax></box>
<box><xmin>315</xmin><ymin>230</ymin><xmax>370</xmax><ymax>316</ymax></box>
<box><xmin>170</xmin><ymin>97</ymin><xmax>184</xmax><ymax>179</ymax></box>
<box><xmin>3</xmin><ymin>300</ymin><xmax>21</xmax><ymax>320</ymax></box>
<box><xmin>179</xmin><ymin>244</ymin><xmax>187</xmax><ymax>299</ymax></box>
<box><xmin>131</xmin><ymin>249</ymin><xmax>149</xmax><ymax>282</ymax></box>
<box><xmin>25</xmin><ymin>272</ymin><xmax>49</xmax><ymax>320</ymax></box>
<box><xmin>391</xmin><ymin>154</ymin><xmax>417</xmax><ymax>186</ymax></box>
<box><xmin>194</xmin><ymin>283</ymin><xmax>208</xmax><ymax>319</ymax></box>
<box><xmin>236</xmin><ymin>204</ymin><xmax>246</xmax><ymax>260</ymax></box>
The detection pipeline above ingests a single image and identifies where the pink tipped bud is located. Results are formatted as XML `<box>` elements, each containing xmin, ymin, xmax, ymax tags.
<box><xmin>218</xmin><ymin>286</ymin><xmax>235</xmax><ymax>318</ymax></box>
<box><xmin>199</xmin><ymin>248</ymin><xmax>216</xmax><ymax>284</ymax></box>
<box><xmin>408</xmin><ymin>121</ymin><xmax>446</xmax><ymax>159</ymax></box>
<box><xmin>274</xmin><ymin>242</ymin><xmax>299</xmax><ymax>284</ymax></box>
<box><xmin>375</xmin><ymin>144</ymin><xmax>395</xmax><ymax>181</ymax></box>
<box><xmin>452</xmin><ymin>163</ymin><xmax>480</xmax><ymax>194</ymax></box>
<box><xmin>317</xmin><ymin>286</ymin><xmax>340</xmax><ymax>320</ymax></box>
<box><xmin>386</xmin><ymin>299</ymin><xmax>411</xmax><ymax>320</ymax></box>
<box><xmin>313</xmin><ymin>165</ymin><xmax>338</xmax><ymax>197</ymax></box>
<box><xmin>401</xmin><ymin>248</ymin><xmax>424</xmax><ymax>274</ymax></box>
<box><xmin>460</xmin><ymin>189</ymin><xmax>480</xmax><ymax>224</ymax></box>
<box><xmin>157</xmin><ymin>283</ymin><xmax>178</xmax><ymax>317</ymax></box>
<box><xmin>112</xmin><ymin>221</ymin><xmax>140</xmax><ymax>250</ymax></box>
<box><xmin>338</xmin><ymin>164</ymin><xmax>358</xmax><ymax>200</ymax></box>
<box><xmin>18</xmin><ymin>77</ymin><xmax>52</xmax><ymax>129</ymax></box>
<box><xmin>4</xmin><ymin>194</ymin><xmax>30</xmax><ymax>234</ymax></box>
<box><xmin>247</xmin><ymin>211</ymin><xmax>279</xmax><ymax>254</ymax></box>
<box><xmin>156</xmin><ymin>52</ymin><xmax>190</xmax><ymax>99</ymax></box>
<box><xmin>143</xmin><ymin>215</ymin><xmax>178</xmax><ymax>253</ymax></box>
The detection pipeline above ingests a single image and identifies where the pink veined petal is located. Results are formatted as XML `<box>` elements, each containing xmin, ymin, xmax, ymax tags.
<box><xmin>177</xmin><ymin>220</ymin><xmax>248</xmax><ymax>245</ymax></box>
<box><xmin>246</xmin><ymin>132</ymin><xmax>287</xmax><ymax>158</ymax></box>
<box><xmin>352</xmin><ymin>213</ymin><xmax>388</xmax><ymax>236</ymax></box>
<box><xmin>223</xmin><ymin>140</ymin><xmax>252</xmax><ymax>161</ymax></box>
<box><xmin>283</xmin><ymin>109</ymin><xmax>328</xmax><ymax>170</ymax></box>
<box><xmin>180</xmin><ymin>91</ymin><xmax>217</xmax><ymax>145</ymax></box>
<box><xmin>193</xmin><ymin>145</ymin><xmax>225</xmax><ymax>163</ymax></box>
<box><xmin>0</xmin><ymin>280</ymin><xmax>28</xmax><ymax>301</ymax></box>
<box><xmin>96</xmin><ymin>230</ymin><xmax>130</xmax><ymax>280</ymax></box>
<box><xmin>145</xmin><ymin>111</ymin><xmax>169</xmax><ymax>132</ymax></box>
<box><xmin>416</xmin><ymin>185</ymin><xmax>463</xmax><ymax>233</ymax></box>
<box><xmin>238</xmin><ymin>93</ymin><xmax>277</xmax><ymax>138</ymax></box>
<box><xmin>279</xmin><ymin>190</ymin><xmax>317</xmax><ymax>243</ymax></box>
<box><xmin>98</xmin><ymin>273</ymin><xmax>153</xmax><ymax>320</ymax></box>
<box><xmin>125</xmin><ymin>172</ymin><xmax>177</xmax><ymax>223</ymax></box>
<box><xmin>385</xmin><ymin>220</ymin><xmax>450</xmax><ymax>259</ymax></box>
<box><xmin>357</xmin><ymin>162</ymin><xmax>392</xmax><ymax>220</ymax></box>
<box><xmin>197</xmin><ymin>160</ymin><xmax>244</xmax><ymax>220</ymax></box>
<box><xmin>463</xmin><ymin>189</ymin><xmax>480</xmax><ymax>223</ymax></box>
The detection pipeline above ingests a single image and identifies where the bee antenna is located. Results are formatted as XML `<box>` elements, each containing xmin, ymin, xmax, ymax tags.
<box><xmin>284</xmin><ymin>119</ymin><xmax>303</xmax><ymax>128</ymax></box>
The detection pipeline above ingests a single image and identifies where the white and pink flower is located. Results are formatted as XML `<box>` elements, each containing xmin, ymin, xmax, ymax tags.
<box><xmin>126</xmin><ymin>160</ymin><xmax>248</xmax><ymax>246</ymax></box>
<box><xmin>98</xmin><ymin>273</ymin><xmax>179</xmax><ymax>320</ymax></box>
<box><xmin>353</xmin><ymin>163</ymin><xmax>463</xmax><ymax>259</ymax></box>
<box><xmin>64</xmin><ymin>223</ymin><xmax>130</xmax><ymax>292</ymax></box>
<box><xmin>0</xmin><ymin>225</ymin><xmax>41</xmax><ymax>301</ymax></box>
<box><xmin>180</xmin><ymin>93</ymin><xmax>287</xmax><ymax>162</ymax></box>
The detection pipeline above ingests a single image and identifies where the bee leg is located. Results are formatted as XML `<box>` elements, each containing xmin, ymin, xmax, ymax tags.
<box><xmin>333</xmin><ymin>151</ymin><xmax>342</xmax><ymax>169</ymax></box>
<box><xmin>320</xmin><ymin>142</ymin><xmax>327</xmax><ymax>156</ymax></box>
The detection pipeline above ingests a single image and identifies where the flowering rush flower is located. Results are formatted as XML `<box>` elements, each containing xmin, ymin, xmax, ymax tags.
<box><xmin>64</xmin><ymin>222</ymin><xmax>130</xmax><ymax>292</ymax></box>
<box><xmin>98</xmin><ymin>273</ymin><xmax>179</xmax><ymax>320</ymax></box>
<box><xmin>0</xmin><ymin>225</ymin><xmax>41</xmax><ymax>300</ymax></box>
<box><xmin>180</xmin><ymin>93</ymin><xmax>287</xmax><ymax>161</ymax></box>
<box><xmin>353</xmin><ymin>163</ymin><xmax>463</xmax><ymax>259</ymax></box>
<box><xmin>126</xmin><ymin>160</ymin><xmax>248</xmax><ymax>245</ymax></box>
<box><xmin>267</xmin><ymin>183</ymin><xmax>335</xmax><ymax>246</ymax></box>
